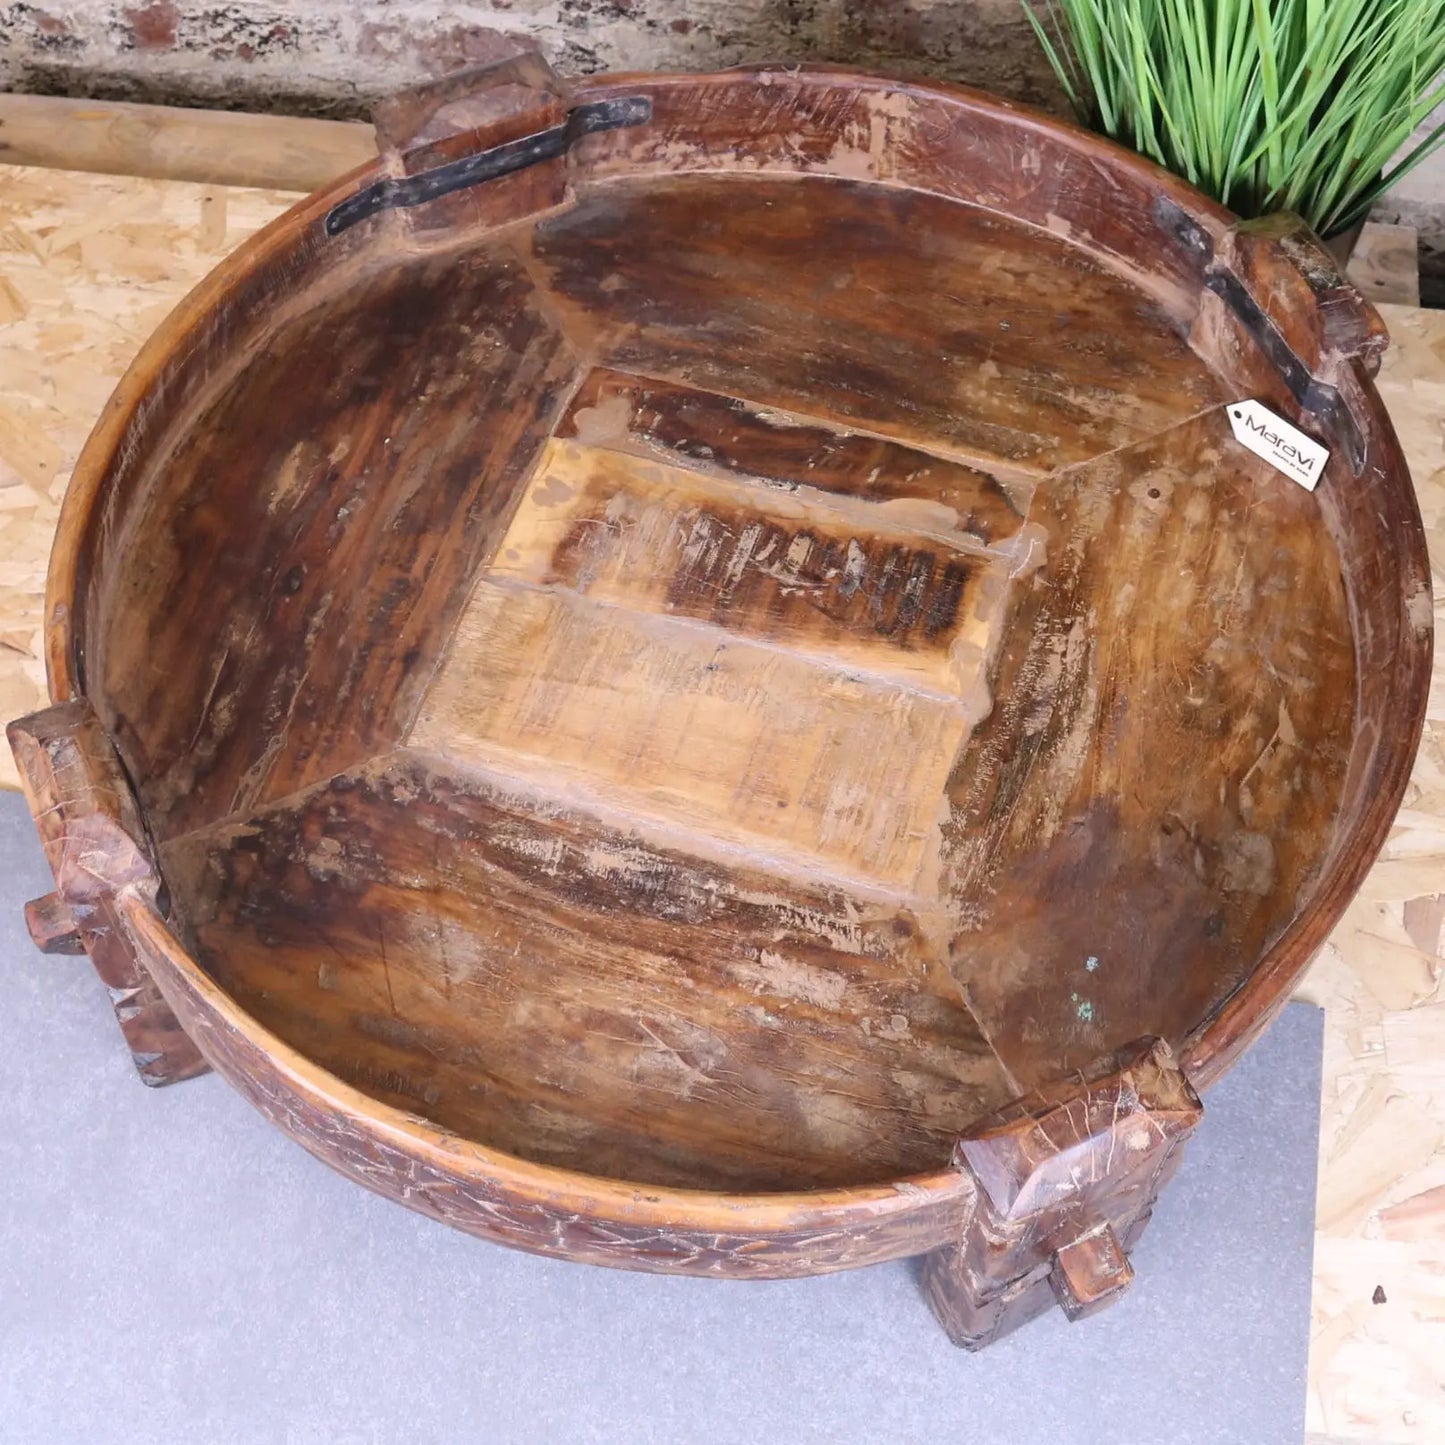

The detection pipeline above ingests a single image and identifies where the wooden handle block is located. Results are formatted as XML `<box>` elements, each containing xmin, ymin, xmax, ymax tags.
<box><xmin>1220</xmin><ymin>213</ymin><xmax>1388</xmax><ymax>378</ymax></box>
<box><xmin>1051</xmin><ymin>1223</ymin><xmax>1135</xmax><ymax>1321</ymax></box>
<box><xmin>372</xmin><ymin>47</ymin><xmax>568</xmax><ymax>174</ymax></box>
<box><xmin>24</xmin><ymin>892</ymin><xmax>84</xmax><ymax>954</ymax></box>
<box><xmin>8</xmin><ymin>701</ymin><xmax>208</xmax><ymax>1086</ymax></box>
<box><xmin>923</xmin><ymin>1037</ymin><xmax>1202</xmax><ymax>1349</ymax></box>
<box><xmin>1195</xmin><ymin>211</ymin><xmax>1389</xmax><ymax>476</ymax></box>
<box><xmin>8</xmin><ymin>699</ymin><xmax>156</xmax><ymax>906</ymax></box>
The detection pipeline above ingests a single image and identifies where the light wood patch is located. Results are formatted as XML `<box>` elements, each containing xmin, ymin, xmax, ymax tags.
<box><xmin>411</xmin><ymin>582</ymin><xmax>976</xmax><ymax>887</ymax></box>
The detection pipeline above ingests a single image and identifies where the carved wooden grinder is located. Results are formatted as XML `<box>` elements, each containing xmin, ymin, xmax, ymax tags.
<box><xmin>13</xmin><ymin>60</ymin><xmax>1430</xmax><ymax>1347</ymax></box>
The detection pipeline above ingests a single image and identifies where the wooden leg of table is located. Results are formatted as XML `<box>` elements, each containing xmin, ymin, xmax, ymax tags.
<box><xmin>921</xmin><ymin>1241</ymin><xmax>1055</xmax><ymax>1350</ymax></box>
<box><xmin>920</xmin><ymin>1036</ymin><xmax>1202</xmax><ymax>1349</ymax></box>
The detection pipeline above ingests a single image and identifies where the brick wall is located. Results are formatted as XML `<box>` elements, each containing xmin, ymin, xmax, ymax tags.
<box><xmin>0</xmin><ymin>1</ymin><xmax>1064</xmax><ymax>118</ymax></box>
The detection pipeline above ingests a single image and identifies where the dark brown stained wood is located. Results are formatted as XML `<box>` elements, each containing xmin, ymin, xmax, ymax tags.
<box><xmin>571</xmin><ymin>67</ymin><xmax>1231</xmax><ymax>318</ymax></box>
<box><xmin>556</xmin><ymin>368</ymin><xmax>1033</xmax><ymax>545</ymax></box>
<box><xmin>18</xmin><ymin>62</ymin><xmax>1430</xmax><ymax>1342</ymax></box>
<box><xmin>1050</xmin><ymin>1226</ymin><xmax>1135</xmax><ymax>1321</ymax></box>
<box><xmin>160</xmin><ymin>750</ymin><xmax>1018</xmax><ymax>1191</ymax></box>
<box><xmin>1217</xmin><ymin>213</ymin><xmax>1390</xmax><ymax>380</ymax></box>
<box><xmin>1181</xmin><ymin>220</ymin><xmax>1432</xmax><ymax>1084</ymax></box>
<box><xmin>373</xmin><ymin>48</ymin><xmax>564</xmax><ymax>176</ymax></box>
<box><xmin>61</xmin><ymin>171</ymin><xmax>384</xmax><ymax>708</ymax></box>
<box><xmin>375</xmin><ymin>56</ymin><xmax>573</xmax><ymax>246</ymax></box>
<box><xmin>89</xmin><ymin>245</ymin><xmax>578</xmax><ymax>846</ymax></box>
<box><xmin>24</xmin><ymin>893</ymin><xmax>84</xmax><ymax>954</ymax></box>
<box><xmin>528</xmin><ymin>174</ymin><xmax>1226</xmax><ymax>473</ymax></box>
<box><xmin>936</xmin><ymin>407</ymin><xmax>1357</xmax><ymax>1088</ymax></box>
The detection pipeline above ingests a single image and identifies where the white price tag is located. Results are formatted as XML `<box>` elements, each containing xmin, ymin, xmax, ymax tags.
<box><xmin>1226</xmin><ymin>400</ymin><xmax>1329</xmax><ymax>491</ymax></box>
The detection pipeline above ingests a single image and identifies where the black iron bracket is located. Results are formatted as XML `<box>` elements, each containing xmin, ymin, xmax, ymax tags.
<box><xmin>325</xmin><ymin>94</ymin><xmax>652</xmax><ymax>238</ymax></box>
<box><xmin>1152</xmin><ymin>195</ymin><xmax>1214</xmax><ymax>264</ymax></box>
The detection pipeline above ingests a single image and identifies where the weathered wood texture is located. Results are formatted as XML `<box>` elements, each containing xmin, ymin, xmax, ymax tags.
<box><xmin>944</xmin><ymin>408</ymin><xmax>1357</xmax><ymax>1088</ymax></box>
<box><xmin>923</xmin><ymin>1037</ymin><xmax>1200</xmax><ymax>1348</ymax></box>
<box><xmin>8</xmin><ymin>700</ymin><xmax>207</xmax><ymax>1084</ymax></box>
<box><xmin>160</xmin><ymin>751</ymin><xmax>1018</xmax><ymax>1192</ymax></box>
<box><xmin>0</xmin><ymin>91</ymin><xmax>375</xmax><ymax>191</ymax></box>
<box><xmin>527</xmin><ymin>174</ymin><xmax>1222</xmax><ymax>472</ymax></box>
<box><xmin>89</xmin><ymin>246</ymin><xmax>576</xmax><ymax>843</ymax></box>
<box><xmin>119</xmin><ymin>885</ymin><xmax>983</xmax><ymax>1279</ymax></box>
<box><xmin>8</xmin><ymin>65</ymin><xmax>1432</xmax><ymax>1348</ymax></box>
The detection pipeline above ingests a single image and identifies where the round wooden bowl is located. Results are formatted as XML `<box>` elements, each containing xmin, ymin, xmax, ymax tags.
<box><xmin>13</xmin><ymin>59</ymin><xmax>1430</xmax><ymax>1347</ymax></box>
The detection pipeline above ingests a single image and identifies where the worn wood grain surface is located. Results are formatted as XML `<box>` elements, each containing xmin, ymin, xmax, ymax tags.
<box><xmin>0</xmin><ymin>83</ymin><xmax>1439</xmax><ymax>1399</ymax></box>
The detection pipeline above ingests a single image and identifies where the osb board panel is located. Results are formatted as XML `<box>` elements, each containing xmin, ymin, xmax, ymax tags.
<box><xmin>0</xmin><ymin>158</ymin><xmax>1437</xmax><ymax>1439</ymax></box>
<box><xmin>0</xmin><ymin>163</ymin><xmax>302</xmax><ymax>787</ymax></box>
<box><xmin>1296</xmin><ymin>302</ymin><xmax>1445</xmax><ymax>1445</ymax></box>
<box><xmin>1349</xmin><ymin>222</ymin><xmax>1422</xmax><ymax>309</ymax></box>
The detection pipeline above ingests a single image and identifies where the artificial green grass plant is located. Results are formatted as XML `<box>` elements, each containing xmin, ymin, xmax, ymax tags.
<box><xmin>1022</xmin><ymin>0</ymin><xmax>1445</xmax><ymax>236</ymax></box>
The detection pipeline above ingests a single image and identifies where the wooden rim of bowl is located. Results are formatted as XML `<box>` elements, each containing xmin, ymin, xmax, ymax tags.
<box><xmin>43</xmin><ymin>66</ymin><xmax>1432</xmax><ymax>1233</ymax></box>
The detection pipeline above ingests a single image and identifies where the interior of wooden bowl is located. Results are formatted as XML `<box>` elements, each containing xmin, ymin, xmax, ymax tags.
<box><xmin>66</xmin><ymin>79</ymin><xmax>1373</xmax><ymax>1193</ymax></box>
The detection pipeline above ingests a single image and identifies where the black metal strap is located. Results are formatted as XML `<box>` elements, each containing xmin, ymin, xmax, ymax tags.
<box><xmin>325</xmin><ymin>94</ymin><xmax>652</xmax><ymax>238</ymax></box>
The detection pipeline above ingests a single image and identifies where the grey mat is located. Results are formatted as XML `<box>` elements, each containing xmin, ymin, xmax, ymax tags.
<box><xmin>0</xmin><ymin>788</ymin><xmax>1319</xmax><ymax>1445</ymax></box>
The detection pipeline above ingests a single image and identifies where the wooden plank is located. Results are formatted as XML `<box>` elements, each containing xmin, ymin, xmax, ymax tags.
<box><xmin>0</xmin><ymin>93</ymin><xmax>375</xmax><ymax>192</ymax></box>
<box><xmin>556</xmin><ymin>367</ymin><xmax>1034</xmax><ymax>543</ymax></box>
<box><xmin>90</xmin><ymin>241</ymin><xmax>579</xmax><ymax>843</ymax></box>
<box><xmin>528</xmin><ymin>173</ymin><xmax>1226</xmax><ymax>474</ymax></box>
<box><xmin>410</xmin><ymin>580</ymin><xmax>977</xmax><ymax>890</ymax></box>
<box><xmin>160</xmin><ymin>749</ymin><xmax>1018</xmax><ymax>1191</ymax></box>
<box><xmin>1346</xmin><ymin>221</ymin><xmax>1422</xmax><ymax>309</ymax></box>
<box><xmin>487</xmin><ymin>434</ymin><xmax>1017</xmax><ymax>694</ymax></box>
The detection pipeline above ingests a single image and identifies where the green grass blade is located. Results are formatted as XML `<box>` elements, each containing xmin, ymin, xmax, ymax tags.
<box><xmin>1018</xmin><ymin>0</ymin><xmax>1445</xmax><ymax>235</ymax></box>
